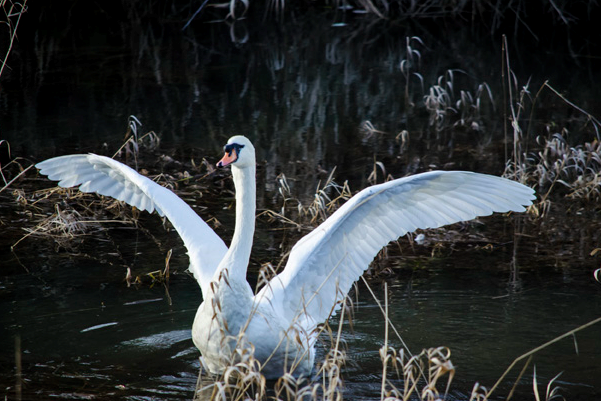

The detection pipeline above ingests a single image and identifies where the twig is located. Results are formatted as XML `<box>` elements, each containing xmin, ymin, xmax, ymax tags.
<box><xmin>544</xmin><ymin>82</ymin><xmax>601</xmax><ymax>140</ymax></box>
<box><xmin>380</xmin><ymin>281</ymin><xmax>388</xmax><ymax>401</ymax></box>
<box><xmin>182</xmin><ymin>0</ymin><xmax>210</xmax><ymax>31</ymax></box>
<box><xmin>486</xmin><ymin>316</ymin><xmax>601</xmax><ymax>399</ymax></box>
<box><xmin>0</xmin><ymin>0</ymin><xmax>27</xmax><ymax>78</ymax></box>
<box><xmin>0</xmin><ymin>164</ymin><xmax>33</xmax><ymax>194</ymax></box>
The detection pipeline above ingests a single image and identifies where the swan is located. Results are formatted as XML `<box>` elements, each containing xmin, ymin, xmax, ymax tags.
<box><xmin>35</xmin><ymin>135</ymin><xmax>535</xmax><ymax>379</ymax></box>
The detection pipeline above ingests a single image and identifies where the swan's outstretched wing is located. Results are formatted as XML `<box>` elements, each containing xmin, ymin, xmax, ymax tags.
<box><xmin>36</xmin><ymin>154</ymin><xmax>228</xmax><ymax>297</ymax></box>
<box><xmin>256</xmin><ymin>171</ymin><xmax>535</xmax><ymax>330</ymax></box>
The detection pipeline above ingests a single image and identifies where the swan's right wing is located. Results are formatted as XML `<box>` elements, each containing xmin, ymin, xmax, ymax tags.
<box><xmin>36</xmin><ymin>154</ymin><xmax>228</xmax><ymax>297</ymax></box>
<box><xmin>256</xmin><ymin>171</ymin><xmax>535</xmax><ymax>330</ymax></box>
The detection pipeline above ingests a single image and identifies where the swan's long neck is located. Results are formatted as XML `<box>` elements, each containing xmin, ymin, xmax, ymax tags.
<box><xmin>214</xmin><ymin>163</ymin><xmax>256</xmax><ymax>283</ymax></box>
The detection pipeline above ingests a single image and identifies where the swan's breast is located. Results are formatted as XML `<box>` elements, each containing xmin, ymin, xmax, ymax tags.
<box><xmin>191</xmin><ymin>297</ymin><xmax>316</xmax><ymax>378</ymax></box>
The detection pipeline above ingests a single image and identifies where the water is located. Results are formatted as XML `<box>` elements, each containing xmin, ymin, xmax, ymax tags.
<box><xmin>1</xmin><ymin>1</ymin><xmax>601</xmax><ymax>400</ymax></box>
<box><xmin>3</xmin><ymin>229</ymin><xmax>600</xmax><ymax>399</ymax></box>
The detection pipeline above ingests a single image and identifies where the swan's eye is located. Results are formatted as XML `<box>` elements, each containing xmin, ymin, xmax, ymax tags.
<box><xmin>224</xmin><ymin>143</ymin><xmax>245</xmax><ymax>160</ymax></box>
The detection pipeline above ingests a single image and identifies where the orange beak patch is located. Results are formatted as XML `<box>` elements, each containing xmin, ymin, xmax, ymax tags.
<box><xmin>217</xmin><ymin>150</ymin><xmax>237</xmax><ymax>167</ymax></box>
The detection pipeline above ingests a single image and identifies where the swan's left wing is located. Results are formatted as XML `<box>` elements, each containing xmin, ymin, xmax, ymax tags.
<box><xmin>36</xmin><ymin>154</ymin><xmax>228</xmax><ymax>297</ymax></box>
<box><xmin>256</xmin><ymin>171</ymin><xmax>535</xmax><ymax>330</ymax></box>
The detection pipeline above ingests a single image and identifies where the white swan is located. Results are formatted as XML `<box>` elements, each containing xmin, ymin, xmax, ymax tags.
<box><xmin>36</xmin><ymin>135</ymin><xmax>535</xmax><ymax>379</ymax></box>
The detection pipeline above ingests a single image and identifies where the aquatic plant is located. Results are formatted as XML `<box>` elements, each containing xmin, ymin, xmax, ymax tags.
<box><xmin>0</xmin><ymin>141</ymin><xmax>33</xmax><ymax>195</ymax></box>
<box><xmin>483</xmin><ymin>316</ymin><xmax>601</xmax><ymax>401</ymax></box>
<box><xmin>191</xmin><ymin>275</ymin><xmax>601</xmax><ymax>401</ymax></box>
<box><xmin>192</xmin><ymin>280</ymin><xmax>457</xmax><ymax>401</ymax></box>
<box><xmin>500</xmin><ymin>36</ymin><xmax>601</xmax><ymax>207</ymax></box>
<box><xmin>7</xmin><ymin>116</ymin><xmax>600</xmax><ymax>400</ymax></box>
<box><xmin>399</xmin><ymin>36</ymin><xmax>424</xmax><ymax>109</ymax></box>
<box><xmin>532</xmin><ymin>367</ymin><xmax>564</xmax><ymax>401</ymax></box>
<box><xmin>261</xmin><ymin>167</ymin><xmax>352</xmax><ymax>228</ymax></box>
<box><xmin>423</xmin><ymin>70</ymin><xmax>493</xmax><ymax>133</ymax></box>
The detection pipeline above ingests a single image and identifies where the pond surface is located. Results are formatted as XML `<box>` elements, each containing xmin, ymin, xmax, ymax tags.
<box><xmin>1</xmin><ymin>2</ymin><xmax>601</xmax><ymax>400</ymax></box>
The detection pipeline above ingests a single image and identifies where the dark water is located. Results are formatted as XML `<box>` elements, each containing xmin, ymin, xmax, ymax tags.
<box><xmin>2</xmin><ymin>219</ymin><xmax>600</xmax><ymax>400</ymax></box>
<box><xmin>2</xmin><ymin>2</ymin><xmax>601</xmax><ymax>400</ymax></box>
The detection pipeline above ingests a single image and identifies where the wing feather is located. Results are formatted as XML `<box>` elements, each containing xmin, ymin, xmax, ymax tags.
<box><xmin>36</xmin><ymin>154</ymin><xmax>228</xmax><ymax>297</ymax></box>
<box><xmin>256</xmin><ymin>171</ymin><xmax>535</xmax><ymax>331</ymax></box>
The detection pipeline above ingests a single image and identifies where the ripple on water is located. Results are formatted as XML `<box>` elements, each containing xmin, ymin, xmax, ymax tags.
<box><xmin>119</xmin><ymin>329</ymin><xmax>192</xmax><ymax>350</ymax></box>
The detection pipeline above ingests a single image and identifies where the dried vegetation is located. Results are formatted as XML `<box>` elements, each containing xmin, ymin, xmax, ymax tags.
<box><xmin>499</xmin><ymin>37</ymin><xmax>601</xmax><ymax>213</ymax></box>
<box><xmin>3</xmin><ymin>117</ymin><xmax>218</xmax><ymax>288</ymax></box>
<box><xmin>193</xmin><ymin>283</ymin><xmax>461</xmax><ymax>401</ymax></box>
<box><xmin>259</xmin><ymin>168</ymin><xmax>352</xmax><ymax>230</ymax></box>
<box><xmin>190</xmin><ymin>277</ymin><xmax>600</xmax><ymax>401</ymax></box>
<box><xmin>5</xmin><ymin>109</ymin><xmax>599</xmax><ymax>400</ymax></box>
<box><xmin>3</xmin><ymin>2</ymin><xmax>601</xmax><ymax>398</ymax></box>
<box><xmin>0</xmin><ymin>0</ymin><xmax>26</xmax><ymax>78</ymax></box>
<box><xmin>194</xmin><ymin>33</ymin><xmax>601</xmax><ymax>401</ymax></box>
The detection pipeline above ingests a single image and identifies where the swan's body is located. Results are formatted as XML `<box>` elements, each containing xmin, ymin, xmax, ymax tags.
<box><xmin>36</xmin><ymin>136</ymin><xmax>535</xmax><ymax>378</ymax></box>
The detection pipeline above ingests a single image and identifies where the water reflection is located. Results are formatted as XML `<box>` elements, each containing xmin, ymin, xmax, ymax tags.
<box><xmin>5</xmin><ymin>1</ymin><xmax>597</xmax><ymax>164</ymax></box>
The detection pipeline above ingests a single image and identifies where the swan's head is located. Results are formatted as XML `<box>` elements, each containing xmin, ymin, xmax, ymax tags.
<box><xmin>217</xmin><ymin>135</ymin><xmax>255</xmax><ymax>169</ymax></box>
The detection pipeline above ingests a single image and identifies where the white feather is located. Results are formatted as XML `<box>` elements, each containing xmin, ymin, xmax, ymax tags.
<box><xmin>256</xmin><ymin>170</ymin><xmax>535</xmax><ymax>331</ymax></box>
<box><xmin>36</xmin><ymin>154</ymin><xmax>228</xmax><ymax>297</ymax></box>
<box><xmin>37</xmin><ymin>140</ymin><xmax>536</xmax><ymax>379</ymax></box>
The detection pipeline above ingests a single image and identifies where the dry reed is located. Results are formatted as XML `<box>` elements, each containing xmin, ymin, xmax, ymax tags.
<box><xmin>0</xmin><ymin>0</ymin><xmax>27</xmax><ymax>78</ymax></box>
<box><xmin>500</xmin><ymin>35</ymin><xmax>601</xmax><ymax>209</ymax></box>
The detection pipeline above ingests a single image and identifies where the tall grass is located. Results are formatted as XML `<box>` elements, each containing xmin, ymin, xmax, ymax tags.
<box><xmin>500</xmin><ymin>35</ymin><xmax>601</xmax><ymax>209</ymax></box>
<box><xmin>423</xmin><ymin>69</ymin><xmax>493</xmax><ymax>133</ymax></box>
<box><xmin>192</xmin><ymin>274</ymin><xmax>601</xmax><ymax>400</ymax></box>
<box><xmin>8</xmin><ymin>1</ymin><xmax>595</xmax><ymax>178</ymax></box>
<box><xmin>192</xmin><ymin>280</ymin><xmax>459</xmax><ymax>401</ymax></box>
<box><xmin>0</xmin><ymin>0</ymin><xmax>26</xmax><ymax>78</ymax></box>
<box><xmin>0</xmin><ymin>141</ymin><xmax>33</xmax><ymax>195</ymax></box>
<box><xmin>9</xmin><ymin>114</ymin><xmax>600</xmax><ymax>400</ymax></box>
<box><xmin>188</xmin><ymin>0</ymin><xmax>596</xmax><ymax>33</ymax></box>
<box><xmin>4</xmin><ymin>5</ymin><xmax>600</xmax><ymax>398</ymax></box>
<box><xmin>260</xmin><ymin>167</ymin><xmax>352</xmax><ymax>229</ymax></box>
